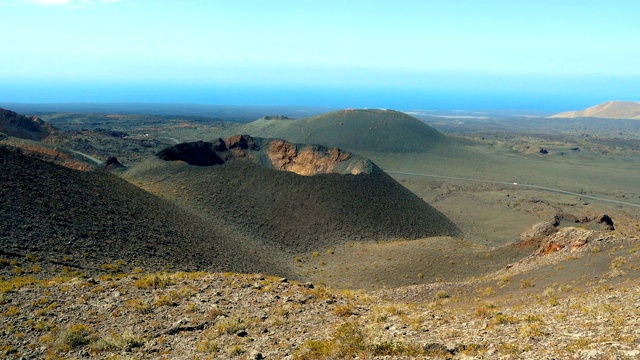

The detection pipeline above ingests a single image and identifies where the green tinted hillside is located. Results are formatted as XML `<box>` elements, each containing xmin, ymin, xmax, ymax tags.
<box><xmin>230</xmin><ymin>109</ymin><xmax>451</xmax><ymax>153</ymax></box>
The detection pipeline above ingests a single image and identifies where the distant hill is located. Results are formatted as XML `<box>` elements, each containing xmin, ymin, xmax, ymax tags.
<box><xmin>0</xmin><ymin>108</ymin><xmax>56</xmax><ymax>141</ymax></box>
<box><xmin>125</xmin><ymin>135</ymin><xmax>460</xmax><ymax>254</ymax></box>
<box><xmin>550</xmin><ymin>101</ymin><xmax>640</xmax><ymax>119</ymax></box>
<box><xmin>224</xmin><ymin>109</ymin><xmax>451</xmax><ymax>153</ymax></box>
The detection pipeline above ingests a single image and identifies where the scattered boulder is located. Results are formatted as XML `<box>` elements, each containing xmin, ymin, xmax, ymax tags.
<box><xmin>540</xmin><ymin>227</ymin><xmax>601</xmax><ymax>255</ymax></box>
<box><xmin>103</xmin><ymin>156</ymin><xmax>125</xmax><ymax>171</ymax></box>
<box><xmin>224</xmin><ymin>134</ymin><xmax>260</xmax><ymax>160</ymax></box>
<box><xmin>105</xmin><ymin>130</ymin><xmax>128</xmax><ymax>138</ymax></box>
<box><xmin>519</xmin><ymin>219</ymin><xmax>558</xmax><ymax>247</ymax></box>
<box><xmin>226</xmin><ymin>134</ymin><xmax>260</xmax><ymax>151</ymax></box>
<box><xmin>262</xmin><ymin>115</ymin><xmax>291</xmax><ymax>120</ymax></box>
<box><xmin>156</xmin><ymin>140</ymin><xmax>225</xmax><ymax>166</ymax></box>
<box><xmin>597</xmin><ymin>214</ymin><xmax>615</xmax><ymax>230</ymax></box>
<box><xmin>519</xmin><ymin>213</ymin><xmax>615</xmax><ymax>255</ymax></box>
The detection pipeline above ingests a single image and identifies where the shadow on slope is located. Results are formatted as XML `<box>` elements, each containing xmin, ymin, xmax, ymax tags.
<box><xmin>0</xmin><ymin>145</ymin><xmax>289</xmax><ymax>277</ymax></box>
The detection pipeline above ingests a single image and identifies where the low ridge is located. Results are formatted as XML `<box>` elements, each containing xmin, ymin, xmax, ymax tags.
<box><xmin>0</xmin><ymin>107</ymin><xmax>56</xmax><ymax>141</ymax></box>
<box><xmin>551</xmin><ymin>101</ymin><xmax>640</xmax><ymax>119</ymax></box>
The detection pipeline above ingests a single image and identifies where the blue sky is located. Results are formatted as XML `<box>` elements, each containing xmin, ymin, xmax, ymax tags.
<box><xmin>1</xmin><ymin>0</ymin><xmax>639</xmax><ymax>110</ymax></box>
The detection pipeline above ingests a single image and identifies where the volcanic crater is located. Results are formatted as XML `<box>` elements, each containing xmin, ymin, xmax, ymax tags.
<box><xmin>156</xmin><ymin>134</ymin><xmax>374</xmax><ymax>175</ymax></box>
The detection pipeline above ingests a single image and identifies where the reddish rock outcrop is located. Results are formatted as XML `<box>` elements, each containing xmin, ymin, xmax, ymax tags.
<box><xmin>540</xmin><ymin>227</ymin><xmax>602</xmax><ymax>255</ymax></box>
<box><xmin>519</xmin><ymin>213</ymin><xmax>615</xmax><ymax>255</ymax></box>
<box><xmin>156</xmin><ymin>135</ymin><xmax>373</xmax><ymax>176</ymax></box>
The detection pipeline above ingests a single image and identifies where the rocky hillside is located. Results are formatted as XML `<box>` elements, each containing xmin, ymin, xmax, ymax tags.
<box><xmin>0</xmin><ymin>144</ymin><xmax>290</xmax><ymax>277</ymax></box>
<box><xmin>0</xmin><ymin>108</ymin><xmax>56</xmax><ymax>141</ymax></box>
<box><xmin>550</xmin><ymin>101</ymin><xmax>640</xmax><ymax>119</ymax></box>
<box><xmin>2</xmin><ymin>262</ymin><xmax>640</xmax><ymax>359</ymax></box>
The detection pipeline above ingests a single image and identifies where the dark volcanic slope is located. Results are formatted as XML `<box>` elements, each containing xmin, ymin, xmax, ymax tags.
<box><xmin>0</xmin><ymin>108</ymin><xmax>56</xmax><ymax>141</ymax></box>
<box><xmin>126</xmin><ymin>136</ymin><xmax>460</xmax><ymax>254</ymax></box>
<box><xmin>0</xmin><ymin>145</ymin><xmax>288</xmax><ymax>276</ymax></box>
<box><xmin>229</xmin><ymin>109</ymin><xmax>451</xmax><ymax>153</ymax></box>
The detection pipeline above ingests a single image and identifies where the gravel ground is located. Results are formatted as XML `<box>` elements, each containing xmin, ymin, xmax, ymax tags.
<box><xmin>1</xmin><ymin>267</ymin><xmax>640</xmax><ymax>359</ymax></box>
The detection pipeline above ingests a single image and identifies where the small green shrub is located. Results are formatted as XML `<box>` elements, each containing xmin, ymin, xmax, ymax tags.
<box><xmin>90</xmin><ymin>332</ymin><xmax>143</xmax><ymax>353</ymax></box>
<box><xmin>57</xmin><ymin>324</ymin><xmax>92</xmax><ymax>350</ymax></box>
<box><xmin>435</xmin><ymin>290</ymin><xmax>449</xmax><ymax>299</ymax></box>
<box><xmin>520</xmin><ymin>279</ymin><xmax>534</xmax><ymax>289</ymax></box>
<box><xmin>134</xmin><ymin>274</ymin><xmax>175</xmax><ymax>289</ymax></box>
<box><xmin>125</xmin><ymin>298</ymin><xmax>153</xmax><ymax>314</ymax></box>
<box><xmin>482</xmin><ymin>287</ymin><xmax>495</xmax><ymax>296</ymax></box>
<box><xmin>195</xmin><ymin>340</ymin><xmax>219</xmax><ymax>354</ymax></box>
<box><xmin>215</xmin><ymin>316</ymin><xmax>244</xmax><ymax>335</ymax></box>
<box><xmin>495</xmin><ymin>313</ymin><xmax>519</xmax><ymax>325</ymax></box>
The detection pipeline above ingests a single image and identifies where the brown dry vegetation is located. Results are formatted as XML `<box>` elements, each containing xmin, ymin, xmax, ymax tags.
<box><xmin>2</xmin><ymin>261</ymin><xmax>640</xmax><ymax>359</ymax></box>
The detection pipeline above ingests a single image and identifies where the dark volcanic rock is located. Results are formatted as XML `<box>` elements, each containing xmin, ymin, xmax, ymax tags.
<box><xmin>519</xmin><ymin>219</ymin><xmax>558</xmax><ymax>247</ymax></box>
<box><xmin>103</xmin><ymin>156</ymin><xmax>125</xmax><ymax>171</ymax></box>
<box><xmin>156</xmin><ymin>135</ymin><xmax>374</xmax><ymax>176</ymax></box>
<box><xmin>0</xmin><ymin>108</ymin><xmax>56</xmax><ymax>141</ymax></box>
<box><xmin>263</xmin><ymin>115</ymin><xmax>291</xmax><ymax>120</ymax></box>
<box><xmin>156</xmin><ymin>140</ymin><xmax>225</xmax><ymax>166</ymax></box>
<box><xmin>598</xmin><ymin>214</ymin><xmax>615</xmax><ymax>230</ymax></box>
<box><xmin>226</xmin><ymin>134</ymin><xmax>260</xmax><ymax>151</ymax></box>
<box><xmin>0</xmin><ymin>108</ymin><xmax>55</xmax><ymax>141</ymax></box>
<box><xmin>105</xmin><ymin>130</ymin><xmax>128</xmax><ymax>138</ymax></box>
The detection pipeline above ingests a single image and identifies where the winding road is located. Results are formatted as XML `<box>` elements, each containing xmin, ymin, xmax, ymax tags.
<box><xmin>70</xmin><ymin>150</ymin><xmax>102</xmax><ymax>164</ymax></box>
<box><xmin>385</xmin><ymin>170</ymin><xmax>640</xmax><ymax>209</ymax></box>
<box><xmin>157</xmin><ymin>136</ymin><xmax>181</xmax><ymax>144</ymax></box>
